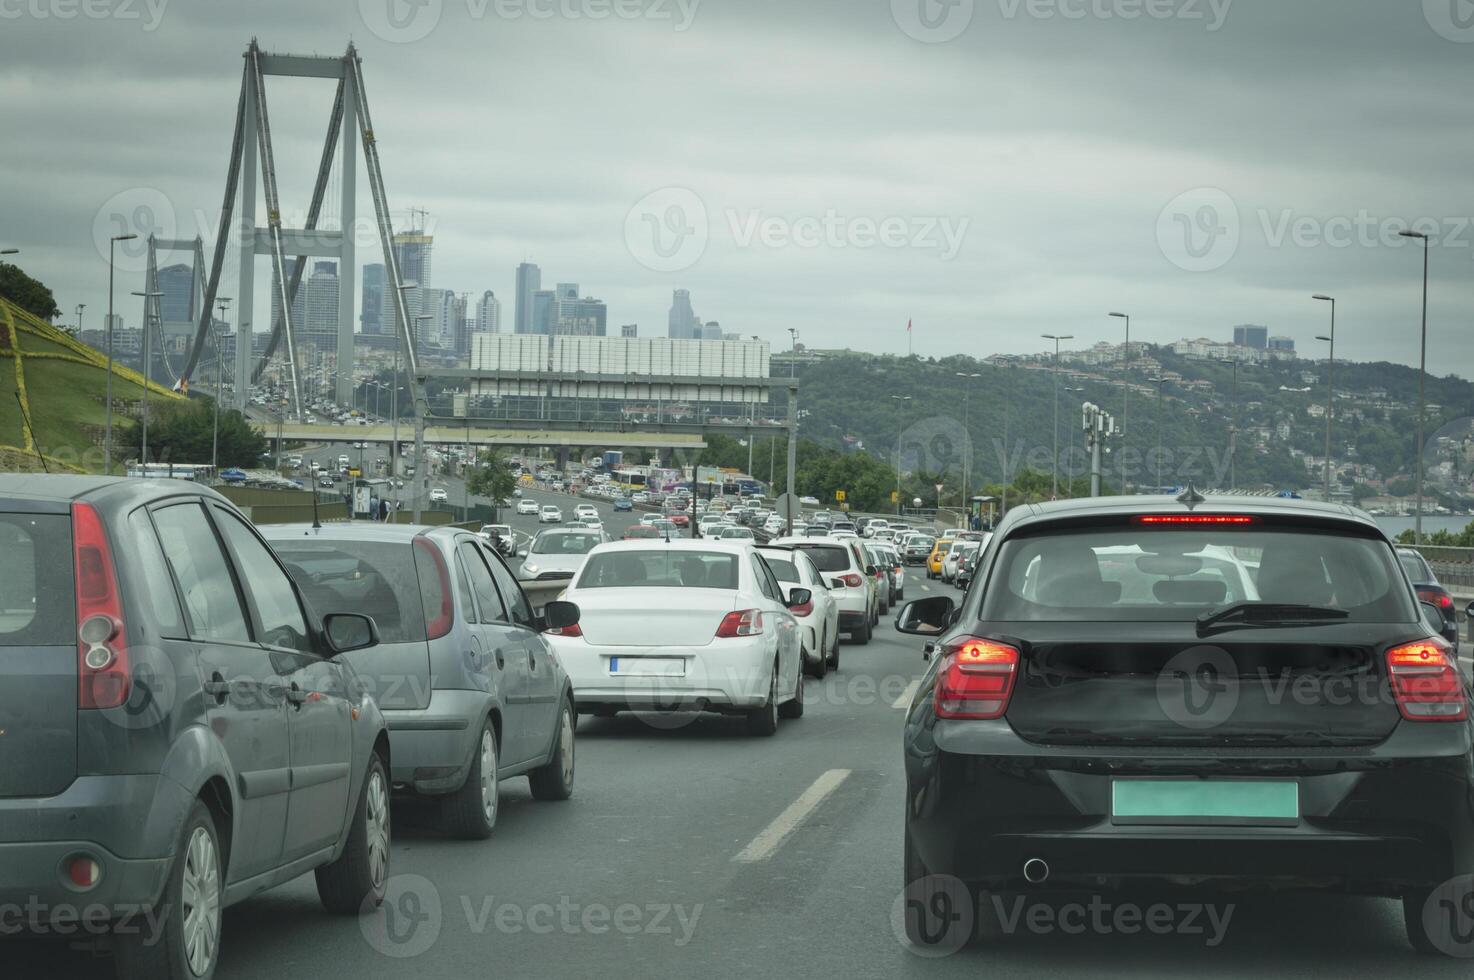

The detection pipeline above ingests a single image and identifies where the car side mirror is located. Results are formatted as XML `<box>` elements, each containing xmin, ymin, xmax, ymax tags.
<box><xmin>1465</xmin><ymin>600</ymin><xmax>1474</xmax><ymax>622</ymax></box>
<box><xmin>323</xmin><ymin>613</ymin><xmax>379</xmax><ymax>654</ymax></box>
<box><xmin>865</xmin><ymin>565</ymin><xmax>878</xmax><ymax>576</ymax></box>
<box><xmin>895</xmin><ymin>596</ymin><xmax>956</xmax><ymax>636</ymax></box>
<box><xmin>1420</xmin><ymin>600</ymin><xmax>1446</xmax><ymax>635</ymax></box>
<box><xmin>786</xmin><ymin>587</ymin><xmax>812</xmax><ymax>608</ymax></box>
<box><xmin>542</xmin><ymin>600</ymin><xmax>581</xmax><ymax>632</ymax></box>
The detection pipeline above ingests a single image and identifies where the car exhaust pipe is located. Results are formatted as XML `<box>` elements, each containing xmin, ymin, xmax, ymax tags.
<box><xmin>1022</xmin><ymin>858</ymin><xmax>1049</xmax><ymax>884</ymax></box>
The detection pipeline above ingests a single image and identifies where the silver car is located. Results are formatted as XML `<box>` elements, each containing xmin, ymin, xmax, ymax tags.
<box><xmin>265</xmin><ymin>524</ymin><xmax>581</xmax><ymax>840</ymax></box>
<box><xmin>518</xmin><ymin>526</ymin><xmax>610</xmax><ymax>581</ymax></box>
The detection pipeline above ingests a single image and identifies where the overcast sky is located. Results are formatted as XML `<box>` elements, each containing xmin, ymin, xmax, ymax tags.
<box><xmin>2</xmin><ymin>0</ymin><xmax>1471</xmax><ymax>374</ymax></box>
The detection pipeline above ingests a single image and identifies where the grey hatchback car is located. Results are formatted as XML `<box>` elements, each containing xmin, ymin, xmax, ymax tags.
<box><xmin>0</xmin><ymin>476</ymin><xmax>389</xmax><ymax>980</ymax></box>
<box><xmin>263</xmin><ymin>523</ymin><xmax>581</xmax><ymax>840</ymax></box>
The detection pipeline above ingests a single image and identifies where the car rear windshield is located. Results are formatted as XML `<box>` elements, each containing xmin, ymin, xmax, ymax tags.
<box><xmin>0</xmin><ymin>514</ymin><xmax>74</xmax><ymax>646</ymax></box>
<box><xmin>577</xmin><ymin>551</ymin><xmax>740</xmax><ymax>589</ymax></box>
<box><xmin>981</xmin><ymin>526</ymin><xmax>1415</xmax><ymax>623</ymax></box>
<box><xmin>1398</xmin><ymin>553</ymin><xmax>1434</xmax><ymax>584</ymax></box>
<box><xmin>786</xmin><ymin>544</ymin><xmax>850</xmax><ymax>572</ymax></box>
<box><xmin>532</xmin><ymin>531</ymin><xmax>602</xmax><ymax>555</ymax></box>
<box><xmin>764</xmin><ymin>557</ymin><xmax>800</xmax><ymax>582</ymax></box>
<box><xmin>272</xmin><ymin>540</ymin><xmax>427</xmax><ymax>643</ymax></box>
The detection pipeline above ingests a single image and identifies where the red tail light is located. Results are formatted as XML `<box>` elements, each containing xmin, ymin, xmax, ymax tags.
<box><xmin>935</xmin><ymin>637</ymin><xmax>1019</xmax><ymax>720</ymax></box>
<box><xmin>1416</xmin><ymin>588</ymin><xmax>1454</xmax><ymax>611</ymax></box>
<box><xmin>546</xmin><ymin>623</ymin><xmax>583</xmax><ymax>638</ymax></box>
<box><xmin>716</xmin><ymin>609</ymin><xmax>763</xmax><ymax>638</ymax></box>
<box><xmin>1135</xmin><ymin>515</ymin><xmax>1256</xmax><ymax>525</ymax></box>
<box><xmin>413</xmin><ymin>536</ymin><xmax>454</xmax><ymax>640</ymax></box>
<box><xmin>73</xmin><ymin>502</ymin><xmax>130</xmax><ymax>710</ymax></box>
<box><xmin>1386</xmin><ymin>639</ymin><xmax>1466</xmax><ymax>721</ymax></box>
<box><xmin>839</xmin><ymin>573</ymin><xmax>863</xmax><ymax>588</ymax></box>
<box><xmin>789</xmin><ymin>601</ymin><xmax>814</xmax><ymax>617</ymax></box>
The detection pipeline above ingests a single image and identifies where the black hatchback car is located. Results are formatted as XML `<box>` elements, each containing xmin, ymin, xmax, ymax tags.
<box><xmin>895</xmin><ymin>495</ymin><xmax>1474</xmax><ymax>955</ymax></box>
<box><xmin>1396</xmin><ymin>547</ymin><xmax>1460</xmax><ymax>653</ymax></box>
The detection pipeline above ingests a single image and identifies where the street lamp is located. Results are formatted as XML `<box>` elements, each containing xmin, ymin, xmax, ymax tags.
<box><xmin>104</xmin><ymin>233</ymin><xmax>138</xmax><ymax>473</ymax></box>
<box><xmin>1109</xmin><ymin>312</ymin><xmax>1130</xmax><ymax>493</ymax></box>
<box><xmin>0</xmin><ymin>248</ymin><xmax>17</xmax><ymax>256</ymax></box>
<box><xmin>892</xmin><ymin>394</ymin><xmax>912</xmax><ymax>515</ymax></box>
<box><xmin>956</xmin><ymin>372</ymin><xmax>981</xmax><ymax>508</ymax></box>
<box><xmin>1064</xmin><ymin>383</ymin><xmax>1085</xmax><ymax>496</ymax></box>
<box><xmin>1313</xmin><ymin>294</ymin><xmax>1336</xmax><ymax>501</ymax></box>
<box><xmin>1398</xmin><ymin>229</ymin><xmax>1431</xmax><ymax>544</ymax></box>
<box><xmin>132</xmin><ymin>289</ymin><xmax>163</xmax><ymax>468</ymax></box>
<box><xmin>1042</xmin><ymin>334</ymin><xmax>1074</xmax><ymax>498</ymax></box>
<box><xmin>1149</xmin><ymin>375</ymin><xmax>1167</xmax><ymax>490</ymax></box>
<box><xmin>75</xmin><ymin>303</ymin><xmax>86</xmax><ymax>335</ymax></box>
<box><xmin>213</xmin><ymin>298</ymin><xmax>233</xmax><ymax>476</ymax></box>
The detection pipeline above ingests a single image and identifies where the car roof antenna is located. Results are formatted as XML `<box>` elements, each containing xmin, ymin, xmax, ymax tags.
<box><xmin>1176</xmin><ymin>482</ymin><xmax>1206</xmax><ymax>509</ymax></box>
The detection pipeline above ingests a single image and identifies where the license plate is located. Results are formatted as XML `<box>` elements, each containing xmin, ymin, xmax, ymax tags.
<box><xmin>1111</xmin><ymin>779</ymin><xmax>1299</xmax><ymax>827</ymax></box>
<box><xmin>608</xmin><ymin>657</ymin><xmax>686</xmax><ymax>677</ymax></box>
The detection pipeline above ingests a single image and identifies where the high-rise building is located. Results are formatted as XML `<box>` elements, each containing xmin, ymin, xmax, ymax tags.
<box><xmin>556</xmin><ymin>297</ymin><xmax>608</xmax><ymax>336</ymax></box>
<box><xmin>701</xmin><ymin>320</ymin><xmax>723</xmax><ymax>341</ymax></box>
<box><xmin>620</xmin><ymin>323</ymin><xmax>638</xmax><ymax>338</ymax></box>
<box><xmin>393</xmin><ymin>232</ymin><xmax>433</xmax><ymax>330</ymax></box>
<box><xmin>269</xmin><ymin>267</ymin><xmax>306</xmax><ymax>335</ymax></box>
<box><xmin>1233</xmin><ymin>324</ymin><xmax>1269</xmax><ymax>349</ymax></box>
<box><xmin>531</xmin><ymin>289</ymin><xmax>556</xmax><ymax>334</ymax></box>
<box><xmin>475</xmin><ymin>291</ymin><xmax>502</xmax><ymax>334</ymax></box>
<box><xmin>1268</xmin><ymin>335</ymin><xmax>1295</xmax><ymax>352</ymax></box>
<box><xmin>555</xmin><ymin>283</ymin><xmax>579</xmax><ymax>303</ymax></box>
<box><xmin>156</xmin><ymin>264</ymin><xmax>195</xmax><ymax>326</ymax></box>
<box><xmin>668</xmin><ymin>289</ymin><xmax>699</xmax><ymax>339</ymax></box>
<box><xmin>303</xmin><ymin>261</ymin><xmax>340</xmax><ymax>346</ymax></box>
<box><xmin>361</xmin><ymin>263</ymin><xmax>385</xmax><ymax>334</ymax></box>
<box><xmin>515</xmin><ymin>262</ymin><xmax>541</xmax><ymax>333</ymax></box>
<box><xmin>417</xmin><ymin>287</ymin><xmax>458</xmax><ymax>352</ymax></box>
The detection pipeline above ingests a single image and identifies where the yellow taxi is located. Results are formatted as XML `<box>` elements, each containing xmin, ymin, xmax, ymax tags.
<box><xmin>926</xmin><ymin>538</ymin><xmax>954</xmax><ymax>579</ymax></box>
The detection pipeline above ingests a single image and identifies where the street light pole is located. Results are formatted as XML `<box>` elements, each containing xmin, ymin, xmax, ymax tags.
<box><xmin>1229</xmin><ymin>359</ymin><xmax>1239</xmax><ymax>490</ymax></box>
<box><xmin>1313</xmin><ymin>294</ymin><xmax>1336</xmax><ymax>501</ymax></box>
<box><xmin>1399</xmin><ymin>230</ymin><xmax>1430</xmax><ymax>544</ymax></box>
<box><xmin>213</xmin><ymin>298</ymin><xmax>232</xmax><ymax>478</ymax></box>
<box><xmin>1109</xmin><ymin>312</ymin><xmax>1129</xmax><ymax>494</ymax></box>
<box><xmin>104</xmin><ymin>233</ymin><xmax>137</xmax><ymax>473</ymax></box>
<box><xmin>892</xmin><ymin>394</ymin><xmax>912</xmax><ymax>515</ymax></box>
<box><xmin>1041</xmin><ymin>334</ymin><xmax>1074</xmax><ymax>498</ymax></box>
<box><xmin>132</xmin><ymin>289</ymin><xmax>163</xmax><ymax>468</ymax></box>
<box><xmin>1150</xmin><ymin>376</ymin><xmax>1166</xmax><ymax>490</ymax></box>
<box><xmin>956</xmin><ymin>371</ymin><xmax>980</xmax><ymax>510</ymax></box>
<box><xmin>1063</xmin><ymin>384</ymin><xmax>1084</xmax><ymax>497</ymax></box>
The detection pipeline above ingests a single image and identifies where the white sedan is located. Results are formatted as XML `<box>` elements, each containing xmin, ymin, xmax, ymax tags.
<box><xmin>757</xmin><ymin>546</ymin><xmax>841</xmax><ymax>677</ymax></box>
<box><xmin>547</xmin><ymin>540</ymin><xmax>806</xmax><ymax>735</ymax></box>
<box><xmin>429</xmin><ymin>488</ymin><xmax>449</xmax><ymax>503</ymax></box>
<box><xmin>517</xmin><ymin>498</ymin><xmax>540</xmax><ymax>515</ymax></box>
<box><xmin>574</xmin><ymin>504</ymin><xmax>599</xmax><ymax>520</ymax></box>
<box><xmin>540</xmin><ymin>505</ymin><xmax>564</xmax><ymax>523</ymax></box>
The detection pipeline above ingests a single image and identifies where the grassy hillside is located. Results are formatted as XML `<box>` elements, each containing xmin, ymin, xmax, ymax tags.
<box><xmin>0</xmin><ymin>296</ymin><xmax>181</xmax><ymax>473</ymax></box>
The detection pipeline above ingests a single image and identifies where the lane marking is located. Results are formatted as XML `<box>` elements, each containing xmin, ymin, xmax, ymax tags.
<box><xmin>732</xmin><ymin>768</ymin><xmax>851</xmax><ymax>863</ymax></box>
<box><xmin>892</xmin><ymin>678</ymin><xmax>920</xmax><ymax>709</ymax></box>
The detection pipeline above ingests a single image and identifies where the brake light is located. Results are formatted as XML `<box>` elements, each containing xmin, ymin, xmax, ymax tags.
<box><xmin>839</xmin><ymin>573</ymin><xmax>864</xmax><ymax>588</ymax></box>
<box><xmin>1135</xmin><ymin>515</ymin><xmax>1256</xmax><ymax>525</ymax></box>
<box><xmin>546</xmin><ymin>623</ymin><xmax>583</xmax><ymax>638</ymax></box>
<box><xmin>1385</xmin><ymin>639</ymin><xmax>1466</xmax><ymax>721</ymax></box>
<box><xmin>716</xmin><ymin>609</ymin><xmax>764</xmax><ymax>638</ymax></box>
<box><xmin>790</xmin><ymin>600</ymin><xmax>814</xmax><ymax>617</ymax></box>
<box><xmin>413</xmin><ymin>536</ymin><xmax>454</xmax><ymax>640</ymax></box>
<box><xmin>1416</xmin><ymin>588</ymin><xmax>1454</xmax><ymax>611</ymax></box>
<box><xmin>935</xmin><ymin>637</ymin><xmax>1019</xmax><ymax>720</ymax></box>
<box><xmin>73</xmin><ymin>502</ymin><xmax>130</xmax><ymax>710</ymax></box>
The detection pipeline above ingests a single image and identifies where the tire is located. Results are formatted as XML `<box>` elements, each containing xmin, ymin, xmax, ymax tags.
<box><xmin>902</xmin><ymin>832</ymin><xmax>976</xmax><ymax>950</ymax></box>
<box><xmin>439</xmin><ymin>720</ymin><xmax>500</xmax><ymax>840</ymax></box>
<box><xmin>852</xmin><ymin>618</ymin><xmax>872</xmax><ymax>645</ymax></box>
<box><xmin>745</xmin><ymin>660</ymin><xmax>780</xmax><ymax>736</ymax></box>
<box><xmin>1403</xmin><ymin>887</ymin><xmax>1465</xmax><ymax>955</ymax></box>
<box><xmin>528</xmin><ymin>699</ymin><xmax>576</xmax><ymax>801</ymax></box>
<box><xmin>316</xmin><ymin>752</ymin><xmax>391</xmax><ymax>914</ymax></box>
<box><xmin>804</xmin><ymin>629</ymin><xmax>828</xmax><ymax>679</ymax></box>
<box><xmin>827</xmin><ymin>627</ymin><xmax>840</xmax><ymax>669</ymax></box>
<box><xmin>114</xmin><ymin>801</ymin><xmax>223</xmax><ymax>980</ymax></box>
<box><xmin>779</xmin><ymin>657</ymin><xmax>805</xmax><ymax>719</ymax></box>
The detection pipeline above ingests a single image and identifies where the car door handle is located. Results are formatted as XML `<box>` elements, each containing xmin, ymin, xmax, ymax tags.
<box><xmin>286</xmin><ymin>683</ymin><xmax>308</xmax><ymax>707</ymax></box>
<box><xmin>203</xmin><ymin>673</ymin><xmax>229</xmax><ymax>704</ymax></box>
<box><xmin>528</xmin><ymin>650</ymin><xmax>537</xmax><ymax>671</ymax></box>
<box><xmin>495</xmin><ymin>649</ymin><xmax>506</xmax><ymax>670</ymax></box>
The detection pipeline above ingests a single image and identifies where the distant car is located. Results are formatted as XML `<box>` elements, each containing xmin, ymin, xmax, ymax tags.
<box><xmin>759</xmin><ymin>545</ymin><xmax>841</xmax><ymax>676</ymax></box>
<box><xmin>773</xmin><ymin>536</ymin><xmax>878</xmax><ymax>644</ymax></box>
<box><xmin>719</xmin><ymin>526</ymin><xmax>756</xmax><ymax>541</ymax></box>
<box><xmin>574</xmin><ymin>504</ymin><xmax>598</xmax><ymax>520</ymax></box>
<box><xmin>539</xmin><ymin>505</ymin><xmax>563</xmax><ymax>524</ymax></box>
<box><xmin>668</xmin><ymin>513</ymin><xmax>690</xmax><ymax>528</ymax></box>
<box><xmin>319</xmin><ymin>475</ymin><xmax>336</xmax><ymax>488</ymax></box>
<box><xmin>519</xmin><ymin>526</ymin><xmax>608</xmax><ymax>580</ymax></box>
<box><xmin>799</xmin><ymin>496</ymin><xmax>820</xmax><ymax>507</ymax></box>
<box><xmin>613</xmin><ymin>497</ymin><xmax>633</xmax><ymax>512</ymax></box>
<box><xmin>623</xmin><ymin>524</ymin><xmax>660</xmax><ymax>540</ymax></box>
<box><xmin>517</xmin><ymin>498</ymin><xmax>540</xmax><ymax>515</ymax></box>
<box><xmin>430</xmin><ymin>488</ymin><xmax>449</xmax><ymax>504</ymax></box>
<box><xmin>1398</xmin><ymin>547</ymin><xmax>1459</xmax><ymax>651</ymax></box>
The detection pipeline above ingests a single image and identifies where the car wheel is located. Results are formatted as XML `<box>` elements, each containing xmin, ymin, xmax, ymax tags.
<box><xmin>316</xmin><ymin>752</ymin><xmax>390</xmax><ymax>914</ymax></box>
<box><xmin>529</xmin><ymin>699</ymin><xmax>576</xmax><ymax>801</ymax></box>
<box><xmin>779</xmin><ymin>657</ymin><xmax>805</xmax><ymax>719</ymax></box>
<box><xmin>114</xmin><ymin>801</ymin><xmax>223</xmax><ymax>980</ymax></box>
<box><xmin>745</xmin><ymin>660</ymin><xmax>780</xmax><ymax>736</ymax></box>
<box><xmin>853</xmin><ymin>618</ymin><xmax>872</xmax><ymax>645</ymax></box>
<box><xmin>902</xmin><ymin>832</ymin><xmax>977</xmax><ymax>949</ymax></box>
<box><xmin>1403</xmin><ymin>886</ymin><xmax>1466</xmax><ymax>955</ymax></box>
<box><xmin>827</xmin><ymin>627</ymin><xmax>841</xmax><ymax>669</ymax></box>
<box><xmin>804</xmin><ymin>630</ymin><xmax>828</xmax><ymax>679</ymax></box>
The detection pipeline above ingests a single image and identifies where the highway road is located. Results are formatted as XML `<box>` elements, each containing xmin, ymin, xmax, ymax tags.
<box><xmin>6</xmin><ymin>453</ymin><xmax>1462</xmax><ymax>978</ymax></box>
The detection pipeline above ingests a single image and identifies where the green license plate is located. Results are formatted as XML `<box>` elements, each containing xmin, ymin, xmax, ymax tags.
<box><xmin>1111</xmin><ymin>779</ymin><xmax>1299</xmax><ymax>827</ymax></box>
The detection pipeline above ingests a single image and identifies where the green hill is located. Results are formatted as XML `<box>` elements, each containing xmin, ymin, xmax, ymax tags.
<box><xmin>0</xmin><ymin>296</ymin><xmax>182</xmax><ymax>473</ymax></box>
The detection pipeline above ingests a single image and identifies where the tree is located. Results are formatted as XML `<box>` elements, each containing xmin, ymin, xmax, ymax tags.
<box><xmin>0</xmin><ymin>262</ymin><xmax>60</xmax><ymax>321</ymax></box>
<box><xmin>126</xmin><ymin>399</ymin><xmax>267</xmax><ymax>468</ymax></box>
<box><xmin>466</xmin><ymin>449</ymin><xmax>518</xmax><ymax>502</ymax></box>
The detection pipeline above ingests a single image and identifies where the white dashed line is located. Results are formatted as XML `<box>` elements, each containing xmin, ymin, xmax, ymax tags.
<box><xmin>732</xmin><ymin>769</ymin><xmax>852</xmax><ymax>863</ymax></box>
<box><xmin>892</xmin><ymin>678</ymin><xmax>921</xmax><ymax>709</ymax></box>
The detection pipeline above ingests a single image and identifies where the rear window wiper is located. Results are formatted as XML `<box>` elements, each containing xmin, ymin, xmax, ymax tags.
<box><xmin>1196</xmin><ymin>601</ymin><xmax>1348</xmax><ymax>636</ymax></box>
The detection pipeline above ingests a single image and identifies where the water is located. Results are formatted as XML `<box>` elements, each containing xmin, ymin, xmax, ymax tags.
<box><xmin>1373</xmin><ymin>515</ymin><xmax>1473</xmax><ymax>539</ymax></box>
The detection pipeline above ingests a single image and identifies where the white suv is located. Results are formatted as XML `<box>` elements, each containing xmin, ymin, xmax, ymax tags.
<box><xmin>771</xmin><ymin>536</ymin><xmax>878</xmax><ymax>644</ymax></box>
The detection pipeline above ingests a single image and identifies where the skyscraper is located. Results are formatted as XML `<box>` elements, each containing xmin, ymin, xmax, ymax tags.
<box><xmin>1233</xmin><ymin>324</ymin><xmax>1268</xmax><ymax>349</ymax></box>
<box><xmin>556</xmin><ymin>297</ymin><xmax>608</xmax><ymax>336</ymax></box>
<box><xmin>531</xmin><ymin>289</ymin><xmax>556</xmax><ymax>334</ymax></box>
<box><xmin>303</xmin><ymin>261</ymin><xmax>340</xmax><ymax>346</ymax></box>
<box><xmin>361</xmin><ymin>263</ymin><xmax>385</xmax><ymax>334</ymax></box>
<box><xmin>156</xmin><ymin>264</ymin><xmax>195</xmax><ymax>326</ymax></box>
<box><xmin>515</xmin><ymin>262</ymin><xmax>541</xmax><ymax>333</ymax></box>
<box><xmin>475</xmin><ymin>291</ymin><xmax>502</xmax><ymax>334</ymax></box>
<box><xmin>668</xmin><ymin>289</ymin><xmax>699</xmax><ymax>339</ymax></box>
<box><xmin>393</xmin><ymin>232</ymin><xmax>433</xmax><ymax>330</ymax></box>
<box><xmin>269</xmin><ymin>267</ymin><xmax>306</xmax><ymax>336</ymax></box>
